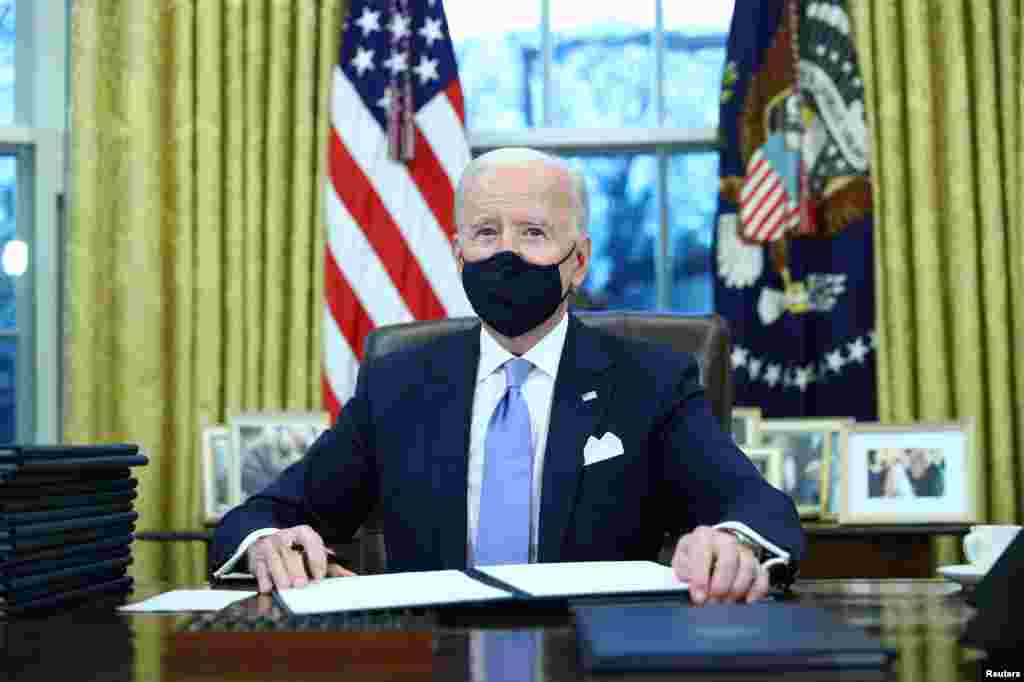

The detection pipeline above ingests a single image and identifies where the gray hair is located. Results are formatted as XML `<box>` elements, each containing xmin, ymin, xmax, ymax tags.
<box><xmin>454</xmin><ymin>147</ymin><xmax>590</xmax><ymax>237</ymax></box>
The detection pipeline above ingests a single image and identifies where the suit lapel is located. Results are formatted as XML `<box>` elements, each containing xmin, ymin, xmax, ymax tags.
<box><xmin>537</xmin><ymin>315</ymin><xmax>614</xmax><ymax>562</ymax></box>
<box><xmin>423</xmin><ymin>325</ymin><xmax>480</xmax><ymax>570</ymax></box>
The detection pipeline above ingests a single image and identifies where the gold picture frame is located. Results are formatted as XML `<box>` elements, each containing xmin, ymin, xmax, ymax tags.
<box><xmin>742</xmin><ymin>446</ymin><xmax>784</xmax><ymax>491</ymax></box>
<box><xmin>731</xmin><ymin>407</ymin><xmax>763</xmax><ymax>447</ymax></box>
<box><xmin>840</xmin><ymin>420</ymin><xmax>979</xmax><ymax>524</ymax></box>
<box><xmin>760</xmin><ymin>418</ymin><xmax>853</xmax><ymax>519</ymax></box>
<box><xmin>202</xmin><ymin>425</ymin><xmax>232</xmax><ymax>523</ymax></box>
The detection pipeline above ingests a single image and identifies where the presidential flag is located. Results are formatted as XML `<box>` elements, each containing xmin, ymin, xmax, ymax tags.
<box><xmin>323</xmin><ymin>0</ymin><xmax>472</xmax><ymax>418</ymax></box>
<box><xmin>714</xmin><ymin>0</ymin><xmax>876</xmax><ymax>420</ymax></box>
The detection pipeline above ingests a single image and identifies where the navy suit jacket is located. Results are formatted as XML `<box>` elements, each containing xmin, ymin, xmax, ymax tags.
<box><xmin>211</xmin><ymin>315</ymin><xmax>805</xmax><ymax>573</ymax></box>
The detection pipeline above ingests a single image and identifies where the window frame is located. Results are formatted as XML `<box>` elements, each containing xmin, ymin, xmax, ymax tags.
<box><xmin>0</xmin><ymin>0</ymin><xmax>67</xmax><ymax>444</ymax></box>
<box><xmin>459</xmin><ymin>0</ymin><xmax>725</xmax><ymax>311</ymax></box>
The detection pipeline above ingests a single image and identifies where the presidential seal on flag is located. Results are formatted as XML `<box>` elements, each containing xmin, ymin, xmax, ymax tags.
<box><xmin>714</xmin><ymin>0</ymin><xmax>876</xmax><ymax>419</ymax></box>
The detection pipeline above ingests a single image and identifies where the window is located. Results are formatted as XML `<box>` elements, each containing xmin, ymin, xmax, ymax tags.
<box><xmin>447</xmin><ymin>0</ymin><xmax>732</xmax><ymax>312</ymax></box>
<box><xmin>0</xmin><ymin>0</ymin><xmax>66</xmax><ymax>444</ymax></box>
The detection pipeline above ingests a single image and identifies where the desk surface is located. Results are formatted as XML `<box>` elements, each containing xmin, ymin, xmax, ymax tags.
<box><xmin>0</xmin><ymin>579</ymin><xmax>1000</xmax><ymax>682</ymax></box>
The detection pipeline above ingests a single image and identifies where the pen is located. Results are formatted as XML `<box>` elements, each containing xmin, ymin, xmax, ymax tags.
<box><xmin>290</xmin><ymin>542</ymin><xmax>345</xmax><ymax>575</ymax></box>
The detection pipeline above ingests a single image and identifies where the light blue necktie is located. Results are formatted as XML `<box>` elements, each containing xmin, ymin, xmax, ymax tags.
<box><xmin>476</xmin><ymin>357</ymin><xmax>533</xmax><ymax>566</ymax></box>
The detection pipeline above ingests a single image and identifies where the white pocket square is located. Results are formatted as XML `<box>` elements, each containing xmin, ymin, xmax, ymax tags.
<box><xmin>583</xmin><ymin>432</ymin><xmax>625</xmax><ymax>466</ymax></box>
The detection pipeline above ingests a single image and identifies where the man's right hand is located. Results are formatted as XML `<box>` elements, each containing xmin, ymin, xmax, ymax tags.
<box><xmin>246</xmin><ymin>525</ymin><xmax>355</xmax><ymax>594</ymax></box>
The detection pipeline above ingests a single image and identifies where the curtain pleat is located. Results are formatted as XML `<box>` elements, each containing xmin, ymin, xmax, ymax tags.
<box><xmin>68</xmin><ymin>0</ymin><xmax>347</xmax><ymax>586</ymax></box>
<box><xmin>853</xmin><ymin>2</ymin><xmax>1024</xmax><ymax>543</ymax></box>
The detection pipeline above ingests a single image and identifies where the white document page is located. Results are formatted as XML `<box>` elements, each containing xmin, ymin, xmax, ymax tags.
<box><xmin>119</xmin><ymin>589</ymin><xmax>256</xmax><ymax>612</ymax></box>
<box><xmin>476</xmin><ymin>561</ymin><xmax>688</xmax><ymax>598</ymax></box>
<box><xmin>277</xmin><ymin>569</ymin><xmax>515</xmax><ymax>615</ymax></box>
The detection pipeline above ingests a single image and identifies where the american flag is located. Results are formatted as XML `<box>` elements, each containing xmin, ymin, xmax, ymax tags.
<box><xmin>323</xmin><ymin>0</ymin><xmax>472</xmax><ymax>418</ymax></box>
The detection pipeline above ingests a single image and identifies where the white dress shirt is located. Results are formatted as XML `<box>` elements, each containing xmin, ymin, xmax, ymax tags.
<box><xmin>466</xmin><ymin>312</ymin><xmax>569</xmax><ymax>565</ymax></box>
<box><xmin>214</xmin><ymin>312</ymin><xmax>789</xmax><ymax>577</ymax></box>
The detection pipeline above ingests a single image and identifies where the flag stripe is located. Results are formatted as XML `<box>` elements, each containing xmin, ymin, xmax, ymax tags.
<box><xmin>322</xmin><ymin>305</ymin><xmax>361</xmax><ymax>408</ymax></box>
<box><xmin>418</xmin><ymin>87</ymin><xmax>471</xmax><ymax>191</ymax></box>
<box><xmin>327</xmin><ymin>125</ymin><xmax>446</xmax><ymax>321</ymax></box>
<box><xmin>325</xmin><ymin>185</ymin><xmax>413</xmax><ymax>326</ymax></box>
<box><xmin>331</xmin><ymin>69</ymin><xmax>468</xmax><ymax>314</ymax></box>
<box><xmin>750</xmin><ymin>190</ymin><xmax>787</xmax><ymax>241</ymax></box>
<box><xmin>324</xmin><ymin>247</ymin><xmax>373</xmax><ymax>361</ymax></box>
<box><xmin>744</xmin><ymin>178</ymin><xmax>785</xmax><ymax>236</ymax></box>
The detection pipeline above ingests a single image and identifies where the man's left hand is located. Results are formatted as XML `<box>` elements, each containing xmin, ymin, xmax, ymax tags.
<box><xmin>671</xmin><ymin>526</ymin><xmax>770</xmax><ymax>605</ymax></box>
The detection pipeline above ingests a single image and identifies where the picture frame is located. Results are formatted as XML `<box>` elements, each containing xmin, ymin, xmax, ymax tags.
<box><xmin>201</xmin><ymin>425</ymin><xmax>233</xmax><ymax>523</ymax></box>
<box><xmin>840</xmin><ymin>421</ymin><xmax>979</xmax><ymax>524</ymax></box>
<box><xmin>759</xmin><ymin>418</ymin><xmax>853</xmax><ymax>519</ymax></box>
<box><xmin>818</xmin><ymin>420</ymin><xmax>854</xmax><ymax>522</ymax></box>
<box><xmin>731</xmin><ymin>407</ymin><xmax>763</xmax><ymax>447</ymax></box>
<box><xmin>229</xmin><ymin>412</ymin><xmax>331</xmax><ymax>505</ymax></box>
<box><xmin>742</xmin><ymin>447</ymin><xmax>784</xmax><ymax>491</ymax></box>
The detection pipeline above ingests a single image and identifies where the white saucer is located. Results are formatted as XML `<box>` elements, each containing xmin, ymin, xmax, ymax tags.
<box><xmin>937</xmin><ymin>564</ymin><xmax>987</xmax><ymax>586</ymax></box>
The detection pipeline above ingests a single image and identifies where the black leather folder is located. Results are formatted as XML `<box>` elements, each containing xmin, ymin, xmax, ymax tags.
<box><xmin>0</xmin><ymin>470</ymin><xmax>134</xmax><ymax>490</ymax></box>
<box><xmin>1</xmin><ymin>565</ymin><xmax>129</xmax><ymax>604</ymax></box>
<box><xmin>573</xmin><ymin>603</ymin><xmax>894</xmax><ymax>672</ymax></box>
<box><xmin>0</xmin><ymin>444</ymin><xmax>147</xmax><ymax>477</ymax></box>
<box><xmin>1</xmin><ymin>553</ymin><xmax>132</xmax><ymax>593</ymax></box>
<box><xmin>0</xmin><ymin>522</ymin><xmax>136</xmax><ymax>555</ymax></box>
<box><xmin>0</xmin><ymin>444</ymin><xmax>139</xmax><ymax>460</ymax></box>
<box><xmin>0</xmin><ymin>488</ymin><xmax>137</xmax><ymax>513</ymax></box>
<box><xmin>0</xmin><ymin>575</ymin><xmax>133</xmax><ymax>616</ymax></box>
<box><xmin>0</xmin><ymin>534</ymin><xmax>134</xmax><ymax>572</ymax></box>
<box><xmin>1</xmin><ymin>500</ymin><xmax>135</xmax><ymax>525</ymax></box>
<box><xmin>0</xmin><ymin>512</ymin><xmax>139</xmax><ymax>541</ymax></box>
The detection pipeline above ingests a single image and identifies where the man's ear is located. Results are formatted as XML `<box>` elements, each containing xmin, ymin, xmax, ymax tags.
<box><xmin>571</xmin><ymin>236</ymin><xmax>592</xmax><ymax>289</ymax></box>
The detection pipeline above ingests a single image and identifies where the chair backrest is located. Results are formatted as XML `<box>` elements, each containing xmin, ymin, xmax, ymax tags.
<box><xmin>352</xmin><ymin>311</ymin><xmax>734</xmax><ymax>572</ymax></box>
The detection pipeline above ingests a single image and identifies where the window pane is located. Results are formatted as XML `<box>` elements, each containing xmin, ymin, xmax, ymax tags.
<box><xmin>0</xmin><ymin>335</ymin><xmax>12</xmax><ymax>443</ymax></box>
<box><xmin>0</xmin><ymin>0</ymin><xmax>12</xmax><ymax>125</ymax></box>
<box><xmin>662</xmin><ymin>1</ymin><xmax>731</xmax><ymax>128</ymax></box>
<box><xmin>551</xmin><ymin>4</ymin><xmax>655</xmax><ymax>127</ymax></box>
<box><xmin>568</xmin><ymin>153</ymin><xmax>658</xmax><ymax>310</ymax></box>
<box><xmin>668</xmin><ymin>151</ymin><xmax>717</xmax><ymax>313</ymax></box>
<box><xmin>0</xmin><ymin>154</ymin><xmax>14</xmax><ymax>328</ymax></box>
<box><xmin>662</xmin><ymin>1</ymin><xmax>734</xmax><ymax>34</ymax></box>
<box><xmin>447</xmin><ymin>2</ymin><xmax>541</xmax><ymax>130</ymax></box>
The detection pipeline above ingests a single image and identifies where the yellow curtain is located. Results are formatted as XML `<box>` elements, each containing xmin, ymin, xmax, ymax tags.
<box><xmin>68</xmin><ymin>0</ymin><xmax>346</xmax><ymax>585</ymax></box>
<box><xmin>851</xmin><ymin>2</ymin><xmax>1024</xmax><ymax>554</ymax></box>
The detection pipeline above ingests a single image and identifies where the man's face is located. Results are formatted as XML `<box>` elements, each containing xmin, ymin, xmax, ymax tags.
<box><xmin>454</xmin><ymin>161</ymin><xmax>590</xmax><ymax>296</ymax></box>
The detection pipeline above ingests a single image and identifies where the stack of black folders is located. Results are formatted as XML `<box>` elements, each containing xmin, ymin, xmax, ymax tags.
<box><xmin>0</xmin><ymin>444</ymin><xmax>147</xmax><ymax>615</ymax></box>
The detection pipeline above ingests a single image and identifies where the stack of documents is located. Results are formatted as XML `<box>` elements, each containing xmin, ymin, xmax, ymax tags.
<box><xmin>276</xmin><ymin>561</ymin><xmax>689</xmax><ymax>615</ymax></box>
<box><xmin>0</xmin><ymin>444</ymin><xmax>147</xmax><ymax>615</ymax></box>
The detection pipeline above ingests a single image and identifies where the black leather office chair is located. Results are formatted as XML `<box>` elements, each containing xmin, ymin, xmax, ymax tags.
<box><xmin>350</xmin><ymin>311</ymin><xmax>734</xmax><ymax>573</ymax></box>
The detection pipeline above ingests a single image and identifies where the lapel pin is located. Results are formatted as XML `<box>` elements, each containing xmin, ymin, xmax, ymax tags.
<box><xmin>582</xmin><ymin>391</ymin><xmax>598</xmax><ymax>402</ymax></box>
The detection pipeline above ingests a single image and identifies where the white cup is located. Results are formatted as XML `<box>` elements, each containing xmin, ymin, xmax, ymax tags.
<box><xmin>963</xmin><ymin>525</ymin><xmax>1022</xmax><ymax>570</ymax></box>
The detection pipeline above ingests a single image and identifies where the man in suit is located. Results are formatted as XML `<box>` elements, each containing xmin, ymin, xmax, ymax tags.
<box><xmin>212</xmin><ymin>148</ymin><xmax>805</xmax><ymax>605</ymax></box>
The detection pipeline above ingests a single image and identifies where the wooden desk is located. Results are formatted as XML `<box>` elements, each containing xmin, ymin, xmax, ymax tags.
<box><xmin>0</xmin><ymin>579</ymin><xmax>1003</xmax><ymax>681</ymax></box>
<box><xmin>801</xmin><ymin>524</ymin><xmax>970</xmax><ymax>579</ymax></box>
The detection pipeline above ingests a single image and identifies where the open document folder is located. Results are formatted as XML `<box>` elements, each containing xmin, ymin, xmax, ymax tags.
<box><xmin>275</xmin><ymin>561</ymin><xmax>688</xmax><ymax>615</ymax></box>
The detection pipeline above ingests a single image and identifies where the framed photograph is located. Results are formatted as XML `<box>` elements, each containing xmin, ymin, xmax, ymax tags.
<box><xmin>840</xmin><ymin>421</ymin><xmax>979</xmax><ymax>524</ymax></box>
<box><xmin>229</xmin><ymin>412</ymin><xmax>331</xmax><ymax>504</ymax></box>
<box><xmin>202</xmin><ymin>425</ymin><xmax>233</xmax><ymax>523</ymax></box>
<box><xmin>819</xmin><ymin>420</ymin><xmax>854</xmax><ymax>521</ymax></box>
<box><xmin>760</xmin><ymin>418</ymin><xmax>852</xmax><ymax>519</ymax></box>
<box><xmin>742</xmin><ymin>447</ymin><xmax>784</xmax><ymax>491</ymax></box>
<box><xmin>731</xmin><ymin>407</ymin><xmax>762</xmax><ymax>447</ymax></box>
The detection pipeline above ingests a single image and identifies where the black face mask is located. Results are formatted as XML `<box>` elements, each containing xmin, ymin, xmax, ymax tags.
<box><xmin>461</xmin><ymin>244</ymin><xmax>576</xmax><ymax>338</ymax></box>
